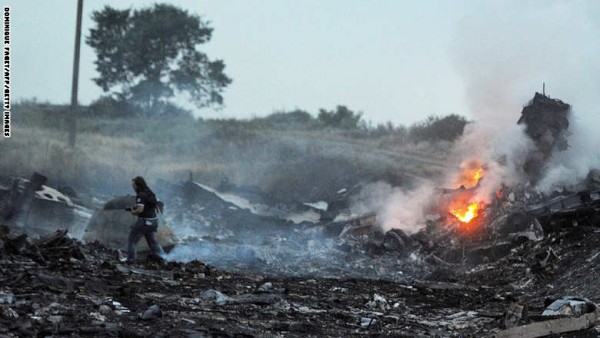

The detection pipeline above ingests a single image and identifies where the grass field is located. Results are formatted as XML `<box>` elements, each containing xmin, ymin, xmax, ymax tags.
<box><xmin>0</xmin><ymin>104</ymin><xmax>452</xmax><ymax>200</ymax></box>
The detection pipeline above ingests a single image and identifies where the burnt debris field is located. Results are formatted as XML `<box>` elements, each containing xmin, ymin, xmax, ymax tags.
<box><xmin>1</xmin><ymin>223</ymin><xmax>600</xmax><ymax>338</ymax></box>
<box><xmin>3</xmin><ymin>93</ymin><xmax>600</xmax><ymax>337</ymax></box>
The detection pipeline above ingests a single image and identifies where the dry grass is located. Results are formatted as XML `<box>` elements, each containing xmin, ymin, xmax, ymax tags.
<box><xmin>0</xmin><ymin>113</ymin><xmax>451</xmax><ymax>197</ymax></box>
<box><xmin>0</xmin><ymin>126</ymin><xmax>143</xmax><ymax>191</ymax></box>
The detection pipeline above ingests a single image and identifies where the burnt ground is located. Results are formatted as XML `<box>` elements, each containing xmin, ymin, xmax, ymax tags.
<box><xmin>3</xmin><ymin>223</ymin><xmax>600</xmax><ymax>337</ymax></box>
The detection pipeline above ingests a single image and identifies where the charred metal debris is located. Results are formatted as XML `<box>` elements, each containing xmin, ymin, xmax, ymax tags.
<box><xmin>2</xmin><ymin>93</ymin><xmax>600</xmax><ymax>336</ymax></box>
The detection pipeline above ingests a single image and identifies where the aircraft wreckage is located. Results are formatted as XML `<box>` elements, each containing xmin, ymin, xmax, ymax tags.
<box><xmin>2</xmin><ymin>92</ymin><xmax>600</xmax><ymax>336</ymax></box>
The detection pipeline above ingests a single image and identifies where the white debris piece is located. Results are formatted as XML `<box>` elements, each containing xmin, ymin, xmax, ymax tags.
<box><xmin>360</xmin><ymin>317</ymin><xmax>377</xmax><ymax>328</ymax></box>
<box><xmin>200</xmin><ymin>289</ymin><xmax>231</xmax><ymax>305</ymax></box>
<box><xmin>0</xmin><ymin>291</ymin><xmax>15</xmax><ymax>304</ymax></box>
<box><xmin>296</xmin><ymin>306</ymin><xmax>327</xmax><ymax>314</ymax></box>
<box><xmin>542</xmin><ymin>297</ymin><xmax>593</xmax><ymax>317</ymax></box>
<box><xmin>304</xmin><ymin>201</ymin><xmax>328</xmax><ymax>211</ymax></box>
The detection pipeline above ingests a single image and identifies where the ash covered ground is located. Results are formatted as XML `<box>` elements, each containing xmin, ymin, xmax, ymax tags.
<box><xmin>3</xmin><ymin>93</ymin><xmax>600</xmax><ymax>337</ymax></box>
<box><xmin>3</xmin><ymin>188</ymin><xmax>600</xmax><ymax>337</ymax></box>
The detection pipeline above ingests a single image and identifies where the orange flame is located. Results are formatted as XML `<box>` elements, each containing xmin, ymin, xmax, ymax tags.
<box><xmin>450</xmin><ymin>202</ymin><xmax>479</xmax><ymax>223</ymax></box>
<box><xmin>454</xmin><ymin>159</ymin><xmax>485</xmax><ymax>189</ymax></box>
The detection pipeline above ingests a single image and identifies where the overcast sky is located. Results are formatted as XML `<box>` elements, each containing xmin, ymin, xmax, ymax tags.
<box><xmin>5</xmin><ymin>0</ymin><xmax>600</xmax><ymax>126</ymax></box>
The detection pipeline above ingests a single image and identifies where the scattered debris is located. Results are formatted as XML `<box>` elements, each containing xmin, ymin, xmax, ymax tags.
<box><xmin>1</xmin><ymin>92</ymin><xmax>600</xmax><ymax>336</ymax></box>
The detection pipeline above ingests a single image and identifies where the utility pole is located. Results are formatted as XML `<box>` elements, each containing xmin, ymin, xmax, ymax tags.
<box><xmin>69</xmin><ymin>0</ymin><xmax>83</xmax><ymax>147</ymax></box>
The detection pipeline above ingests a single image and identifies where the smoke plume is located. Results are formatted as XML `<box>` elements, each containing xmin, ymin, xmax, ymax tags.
<box><xmin>453</xmin><ymin>1</ymin><xmax>600</xmax><ymax>192</ymax></box>
<box><xmin>453</xmin><ymin>1</ymin><xmax>600</xmax><ymax>130</ymax></box>
<box><xmin>536</xmin><ymin>113</ymin><xmax>600</xmax><ymax>193</ymax></box>
<box><xmin>374</xmin><ymin>1</ymin><xmax>600</xmax><ymax>234</ymax></box>
<box><xmin>378</xmin><ymin>181</ymin><xmax>437</xmax><ymax>234</ymax></box>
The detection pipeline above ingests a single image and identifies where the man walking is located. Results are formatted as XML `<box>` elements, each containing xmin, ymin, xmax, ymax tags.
<box><xmin>127</xmin><ymin>176</ymin><xmax>165</xmax><ymax>263</ymax></box>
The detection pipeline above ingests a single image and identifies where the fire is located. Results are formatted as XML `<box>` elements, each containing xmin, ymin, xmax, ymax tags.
<box><xmin>450</xmin><ymin>202</ymin><xmax>479</xmax><ymax>223</ymax></box>
<box><xmin>446</xmin><ymin>159</ymin><xmax>487</xmax><ymax>230</ymax></box>
<box><xmin>454</xmin><ymin>159</ymin><xmax>485</xmax><ymax>189</ymax></box>
<box><xmin>473</xmin><ymin>169</ymin><xmax>483</xmax><ymax>182</ymax></box>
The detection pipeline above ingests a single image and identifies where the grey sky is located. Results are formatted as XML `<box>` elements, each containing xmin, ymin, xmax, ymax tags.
<box><xmin>5</xmin><ymin>0</ymin><xmax>599</xmax><ymax>126</ymax></box>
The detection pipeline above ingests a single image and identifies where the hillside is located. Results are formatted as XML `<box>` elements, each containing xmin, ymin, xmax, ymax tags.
<box><xmin>0</xmin><ymin>104</ymin><xmax>450</xmax><ymax>200</ymax></box>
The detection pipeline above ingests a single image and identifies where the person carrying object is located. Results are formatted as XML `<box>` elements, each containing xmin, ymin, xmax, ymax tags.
<box><xmin>126</xmin><ymin>176</ymin><xmax>165</xmax><ymax>263</ymax></box>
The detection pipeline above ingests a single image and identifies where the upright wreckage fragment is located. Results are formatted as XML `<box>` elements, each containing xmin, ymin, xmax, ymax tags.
<box><xmin>517</xmin><ymin>92</ymin><xmax>571</xmax><ymax>183</ymax></box>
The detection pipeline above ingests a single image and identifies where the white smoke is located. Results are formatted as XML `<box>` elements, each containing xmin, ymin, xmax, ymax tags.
<box><xmin>165</xmin><ymin>240</ymin><xmax>260</xmax><ymax>266</ymax></box>
<box><xmin>370</xmin><ymin>120</ymin><xmax>537</xmax><ymax>234</ymax></box>
<box><xmin>536</xmin><ymin>112</ymin><xmax>600</xmax><ymax>192</ymax></box>
<box><xmin>349</xmin><ymin>181</ymin><xmax>395</xmax><ymax>215</ymax></box>
<box><xmin>165</xmin><ymin>241</ymin><xmax>213</xmax><ymax>263</ymax></box>
<box><xmin>351</xmin><ymin>181</ymin><xmax>441</xmax><ymax>235</ymax></box>
<box><xmin>454</xmin><ymin>123</ymin><xmax>535</xmax><ymax>195</ymax></box>
<box><xmin>453</xmin><ymin>1</ymin><xmax>600</xmax><ymax>130</ymax></box>
<box><xmin>453</xmin><ymin>1</ymin><xmax>600</xmax><ymax>193</ymax></box>
<box><xmin>354</xmin><ymin>1</ymin><xmax>600</xmax><ymax>235</ymax></box>
<box><xmin>372</xmin><ymin>181</ymin><xmax>436</xmax><ymax>234</ymax></box>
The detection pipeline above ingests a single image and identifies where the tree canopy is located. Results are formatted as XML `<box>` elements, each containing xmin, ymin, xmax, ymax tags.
<box><xmin>87</xmin><ymin>4</ymin><xmax>231</xmax><ymax>113</ymax></box>
<box><xmin>408</xmin><ymin>114</ymin><xmax>469</xmax><ymax>143</ymax></box>
<box><xmin>317</xmin><ymin>106</ymin><xmax>363</xmax><ymax>129</ymax></box>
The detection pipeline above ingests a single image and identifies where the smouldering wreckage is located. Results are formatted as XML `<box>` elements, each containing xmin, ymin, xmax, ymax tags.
<box><xmin>2</xmin><ymin>92</ymin><xmax>600</xmax><ymax>336</ymax></box>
